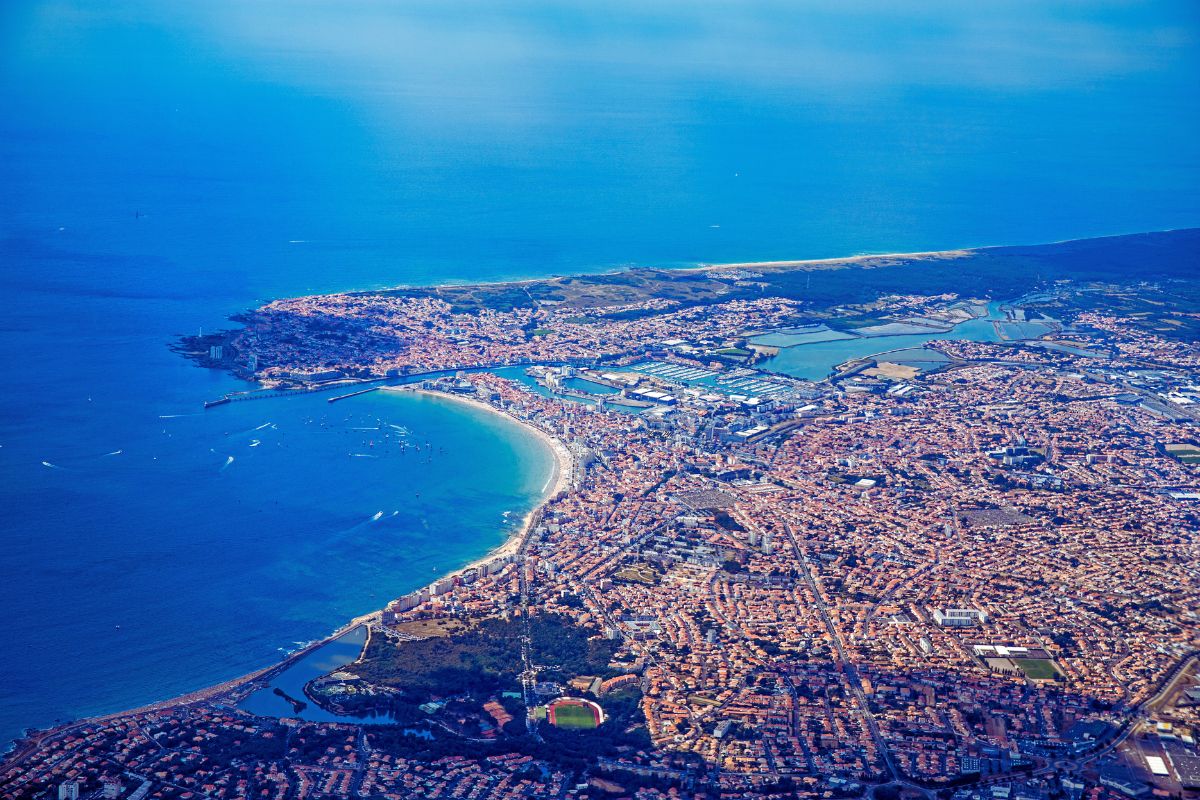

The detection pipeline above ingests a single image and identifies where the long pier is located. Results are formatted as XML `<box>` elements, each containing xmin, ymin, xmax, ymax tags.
<box><xmin>203</xmin><ymin>382</ymin><xmax>366</xmax><ymax>408</ymax></box>
<box><xmin>327</xmin><ymin>387</ymin><xmax>379</xmax><ymax>403</ymax></box>
<box><xmin>200</xmin><ymin>359</ymin><xmax>605</xmax><ymax>410</ymax></box>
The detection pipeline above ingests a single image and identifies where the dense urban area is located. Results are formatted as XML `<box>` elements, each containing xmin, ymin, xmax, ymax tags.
<box><xmin>5</xmin><ymin>231</ymin><xmax>1200</xmax><ymax>800</ymax></box>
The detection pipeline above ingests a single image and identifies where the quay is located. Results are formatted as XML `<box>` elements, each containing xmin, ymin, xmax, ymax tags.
<box><xmin>327</xmin><ymin>387</ymin><xmax>379</xmax><ymax>403</ymax></box>
<box><xmin>199</xmin><ymin>359</ymin><xmax>604</xmax><ymax>410</ymax></box>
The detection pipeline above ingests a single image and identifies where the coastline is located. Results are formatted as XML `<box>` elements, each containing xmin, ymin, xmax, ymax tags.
<box><xmin>27</xmin><ymin>250</ymin><xmax>1036</xmax><ymax>737</ymax></box>
<box><xmin>342</xmin><ymin>245</ymin><xmax>975</xmax><ymax>297</ymax></box>
<box><xmin>8</xmin><ymin>383</ymin><xmax>574</xmax><ymax>751</ymax></box>
<box><xmin>696</xmin><ymin>229</ymin><xmax>1183</xmax><ymax>274</ymax></box>
<box><xmin>696</xmin><ymin>247</ymin><xmax>973</xmax><ymax>272</ymax></box>
<box><xmin>377</xmin><ymin>385</ymin><xmax>573</xmax><ymax>582</ymax></box>
<box><xmin>335</xmin><ymin>229</ymin><xmax>1188</xmax><ymax>303</ymax></box>
<box><xmin>11</xmin><ymin>227</ymin><xmax>1197</xmax><ymax>769</ymax></box>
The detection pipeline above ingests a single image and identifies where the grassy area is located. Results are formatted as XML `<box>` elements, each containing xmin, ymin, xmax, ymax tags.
<box><xmin>865</xmin><ymin>362</ymin><xmax>921</xmax><ymax>381</ymax></box>
<box><xmin>1164</xmin><ymin>444</ymin><xmax>1200</xmax><ymax>462</ymax></box>
<box><xmin>1016</xmin><ymin>658</ymin><xmax>1059</xmax><ymax>680</ymax></box>
<box><xmin>1162</xmin><ymin>444</ymin><xmax>1200</xmax><ymax>465</ymax></box>
<box><xmin>613</xmin><ymin>563</ymin><xmax>660</xmax><ymax>585</ymax></box>
<box><xmin>355</xmin><ymin>614</ymin><xmax>618</xmax><ymax>698</ymax></box>
<box><xmin>231</xmin><ymin>235</ymin><xmax>1200</xmax><ymax>394</ymax></box>
<box><xmin>392</xmin><ymin>618</ymin><xmax>470</xmax><ymax>638</ymax></box>
<box><xmin>551</xmin><ymin>702</ymin><xmax>600</xmax><ymax>729</ymax></box>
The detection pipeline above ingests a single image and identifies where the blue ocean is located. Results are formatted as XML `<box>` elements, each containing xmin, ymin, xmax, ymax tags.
<box><xmin>1</xmin><ymin>0</ymin><xmax>1197</xmax><ymax>745</ymax></box>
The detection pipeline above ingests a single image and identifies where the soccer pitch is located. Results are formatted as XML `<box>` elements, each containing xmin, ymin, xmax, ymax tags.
<box><xmin>550</xmin><ymin>702</ymin><xmax>600</xmax><ymax>729</ymax></box>
<box><xmin>1016</xmin><ymin>659</ymin><xmax>1059</xmax><ymax>680</ymax></box>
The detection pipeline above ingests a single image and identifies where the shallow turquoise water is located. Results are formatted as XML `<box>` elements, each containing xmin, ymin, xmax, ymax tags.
<box><xmin>751</xmin><ymin>329</ymin><xmax>857</xmax><ymax>348</ymax></box>
<box><xmin>1</xmin><ymin>0</ymin><xmax>1197</xmax><ymax>746</ymax></box>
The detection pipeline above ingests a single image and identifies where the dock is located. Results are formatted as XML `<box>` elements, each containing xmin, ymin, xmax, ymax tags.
<box><xmin>328</xmin><ymin>387</ymin><xmax>380</xmax><ymax>403</ymax></box>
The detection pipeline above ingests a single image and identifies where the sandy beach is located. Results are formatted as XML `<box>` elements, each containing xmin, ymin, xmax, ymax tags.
<box><xmin>697</xmin><ymin>247</ymin><xmax>972</xmax><ymax>273</ymax></box>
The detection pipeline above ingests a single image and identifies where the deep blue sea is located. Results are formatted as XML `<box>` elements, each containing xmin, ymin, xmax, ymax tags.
<box><xmin>1</xmin><ymin>0</ymin><xmax>1198</xmax><ymax>745</ymax></box>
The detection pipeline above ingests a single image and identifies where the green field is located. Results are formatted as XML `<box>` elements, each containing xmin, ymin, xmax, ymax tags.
<box><xmin>551</xmin><ymin>702</ymin><xmax>600</xmax><ymax>729</ymax></box>
<box><xmin>613</xmin><ymin>563</ymin><xmax>659</xmax><ymax>585</ymax></box>
<box><xmin>1164</xmin><ymin>444</ymin><xmax>1200</xmax><ymax>464</ymax></box>
<box><xmin>1016</xmin><ymin>658</ymin><xmax>1059</xmax><ymax>680</ymax></box>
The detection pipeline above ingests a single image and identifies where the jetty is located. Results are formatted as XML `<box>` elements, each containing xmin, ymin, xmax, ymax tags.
<box><xmin>327</xmin><ymin>387</ymin><xmax>380</xmax><ymax>403</ymax></box>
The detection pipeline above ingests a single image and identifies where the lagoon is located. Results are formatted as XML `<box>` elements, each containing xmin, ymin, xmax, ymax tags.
<box><xmin>761</xmin><ymin>307</ymin><xmax>1006</xmax><ymax>381</ymax></box>
<box><xmin>237</xmin><ymin>626</ymin><xmax>399</xmax><ymax>725</ymax></box>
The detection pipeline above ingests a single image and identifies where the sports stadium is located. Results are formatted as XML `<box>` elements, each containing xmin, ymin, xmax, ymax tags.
<box><xmin>545</xmin><ymin>697</ymin><xmax>605</xmax><ymax>730</ymax></box>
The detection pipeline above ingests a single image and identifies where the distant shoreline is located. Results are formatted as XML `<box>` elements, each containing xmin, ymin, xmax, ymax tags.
<box><xmin>338</xmin><ymin>244</ymin><xmax>974</xmax><ymax>297</ymax></box>
<box><xmin>332</xmin><ymin>228</ymin><xmax>1188</xmax><ymax>298</ymax></box>
<box><xmin>695</xmin><ymin>248</ymin><xmax>971</xmax><ymax>272</ymax></box>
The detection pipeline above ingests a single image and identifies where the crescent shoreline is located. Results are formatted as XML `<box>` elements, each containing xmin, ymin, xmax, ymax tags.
<box><xmin>11</xmin><ymin>382</ymin><xmax>574</xmax><ymax>744</ymax></box>
<box><xmin>378</xmin><ymin>385</ymin><xmax>574</xmax><ymax>581</ymax></box>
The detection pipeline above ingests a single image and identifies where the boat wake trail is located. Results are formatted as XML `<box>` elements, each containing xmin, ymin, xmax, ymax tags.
<box><xmin>329</xmin><ymin>511</ymin><xmax>390</xmax><ymax>542</ymax></box>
